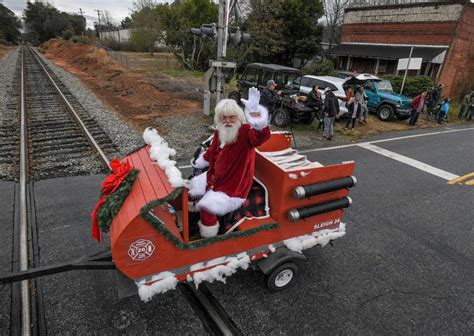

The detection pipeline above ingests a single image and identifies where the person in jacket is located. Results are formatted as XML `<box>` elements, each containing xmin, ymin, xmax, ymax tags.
<box><xmin>437</xmin><ymin>98</ymin><xmax>450</xmax><ymax>124</ymax></box>
<box><xmin>345</xmin><ymin>95</ymin><xmax>362</xmax><ymax>130</ymax></box>
<box><xmin>468</xmin><ymin>94</ymin><xmax>474</xmax><ymax>121</ymax></box>
<box><xmin>228</xmin><ymin>83</ymin><xmax>244</xmax><ymax>108</ymax></box>
<box><xmin>305</xmin><ymin>85</ymin><xmax>324</xmax><ymax>130</ymax></box>
<box><xmin>409</xmin><ymin>91</ymin><xmax>427</xmax><ymax>126</ymax></box>
<box><xmin>356</xmin><ymin>86</ymin><xmax>369</xmax><ymax>124</ymax></box>
<box><xmin>189</xmin><ymin>89</ymin><xmax>270</xmax><ymax>237</ymax></box>
<box><xmin>323</xmin><ymin>88</ymin><xmax>339</xmax><ymax>141</ymax></box>
<box><xmin>260</xmin><ymin>80</ymin><xmax>280</xmax><ymax>120</ymax></box>
<box><xmin>458</xmin><ymin>92</ymin><xmax>471</xmax><ymax>119</ymax></box>
<box><xmin>428</xmin><ymin>83</ymin><xmax>444</xmax><ymax>116</ymax></box>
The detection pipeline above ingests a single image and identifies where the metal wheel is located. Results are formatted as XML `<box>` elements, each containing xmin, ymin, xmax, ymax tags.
<box><xmin>265</xmin><ymin>262</ymin><xmax>298</xmax><ymax>291</ymax></box>
<box><xmin>377</xmin><ymin>104</ymin><xmax>395</xmax><ymax>122</ymax></box>
<box><xmin>272</xmin><ymin>108</ymin><xmax>291</xmax><ymax>127</ymax></box>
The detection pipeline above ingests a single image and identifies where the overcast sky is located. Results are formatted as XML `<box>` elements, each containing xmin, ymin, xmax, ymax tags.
<box><xmin>1</xmin><ymin>0</ymin><xmax>172</xmax><ymax>28</ymax></box>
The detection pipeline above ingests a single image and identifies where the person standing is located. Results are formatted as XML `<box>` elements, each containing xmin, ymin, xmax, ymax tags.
<box><xmin>437</xmin><ymin>98</ymin><xmax>450</xmax><ymax>124</ymax></box>
<box><xmin>306</xmin><ymin>85</ymin><xmax>324</xmax><ymax>130</ymax></box>
<box><xmin>356</xmin><ymin>86</ymin><xmax>369</xmax><ymax>124</ymax></box>
<box><xmin>345</xmin><ymin>95</ymin><xmax>362</xmax><ymax>130</ymax></box>
<box><xmin>409</xmin><ymin>91</ymin><xmax>427</xmax><ymax>126</ymax></box>
<box><xmin>458</xmin><ymin>92</ymin><xmax>471</xmax><ymax>119</ymax></box>
<box><xmin>260</xmin><ymin>80</ymin><xmax>280</xmax><ymax>121</ymax></box>
<box><xmin>228</xmin><ymin>83</ymin><xmax>244</xmax><ymax>108</ymax></box>
<box><xmin>468</xmin><ymin>94</ymin><xmax>474</xmax><ymax>121</ymax></box>
<box><xmin>428</xmin><ymin>83</ymin><xmax>444</xmax><ymax>118</ymax></box>
<box><xmin>323</xmin><ymin>88</ymin><xmax>339</xmax><ymax>141</ymax></box>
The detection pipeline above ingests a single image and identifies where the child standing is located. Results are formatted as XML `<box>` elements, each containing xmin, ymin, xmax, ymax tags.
<box><xmin>437</xmin><ymin>98</ymin><xmax>450</xmax><ymax>124</ymax></box>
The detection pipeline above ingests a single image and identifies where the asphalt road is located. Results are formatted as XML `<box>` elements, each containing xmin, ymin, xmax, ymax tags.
<box><xmin>0</xmin><ymin>124</ymin><xmax>472</xmax><ymax>335</ymax></box>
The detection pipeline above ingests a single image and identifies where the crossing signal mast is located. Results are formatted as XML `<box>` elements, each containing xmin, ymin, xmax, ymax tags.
<box><xmin>191</xmin><ymin>0</ymin><xmax>250</xmax><ymax>114</ymax></box>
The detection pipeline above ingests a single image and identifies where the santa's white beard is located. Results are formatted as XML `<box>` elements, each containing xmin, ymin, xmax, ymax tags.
<box><xmin>217</xmin><ymin>120</ymin><xmax>241</xmax><ymax>144</ymax></box>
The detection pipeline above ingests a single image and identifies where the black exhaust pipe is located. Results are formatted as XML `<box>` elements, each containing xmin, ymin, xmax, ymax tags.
<box><xmin>293</xmin><ymin>176</ymin><xmax>357</xmax><ymax>199</ymax></box>
<box><xmin>288</xmin><ymin>197</ymin><xmax>352</xmax><ymax>222</ymax></box>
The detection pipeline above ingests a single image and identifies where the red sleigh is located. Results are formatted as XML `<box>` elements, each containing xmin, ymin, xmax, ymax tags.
<box><xmin>108</xmin><ymin>132</ymin><xmax>355</xmax><ymax>300</ymax></box>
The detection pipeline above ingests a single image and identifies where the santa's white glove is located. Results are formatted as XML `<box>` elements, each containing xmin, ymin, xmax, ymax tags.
<box><xmin>241</xmin><ymin>87</ymin><xmax>269</xmax><ymax>131</ymax></box>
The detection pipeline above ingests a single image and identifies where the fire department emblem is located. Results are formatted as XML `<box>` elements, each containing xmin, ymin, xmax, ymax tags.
<box><xmin>128</xmin><ymin>239</ymin><xmax>155</xmax><ymax>261</ymax></box>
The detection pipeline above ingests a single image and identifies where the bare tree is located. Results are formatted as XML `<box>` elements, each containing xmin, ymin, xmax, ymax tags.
<box><xmin>323</xmin><ymin>0</ymin><xmax>350</xmax><ymax>49</ymax></box>
<box><xmin>101</xmin><ymin>10</ymin><xmax>117</xmax><ymax>28</ymax></box>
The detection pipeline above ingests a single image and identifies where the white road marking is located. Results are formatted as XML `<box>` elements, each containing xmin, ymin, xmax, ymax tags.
<box><xmin>358</xmin><ymin>143</ymin><xmax>459</xmax><ymax>181</ymax></box>
<box><xmin>300</xmin><ymin>127</ymin><xmax>474</xmax><ymax>154</ymax></box>
<box><xmin>179</xmin><ymin>127</ymin><xmax>473</xmax><ymax>172</ymax></box>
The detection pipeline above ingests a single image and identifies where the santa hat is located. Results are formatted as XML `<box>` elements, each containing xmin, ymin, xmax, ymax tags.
<box><xmin>214</xmin><ymin>99</ymin><xmax>246</xmax><ymax>125</ymax></box>
<box><xmin>241</xmin><ymin>87</ymin><xmax>269</xmax><ymax>130</ymax></box>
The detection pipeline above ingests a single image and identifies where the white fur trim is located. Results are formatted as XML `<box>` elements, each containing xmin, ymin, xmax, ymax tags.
<box><xmin>241</xmin><ymin>87</ymin><xmax>269</xmax><ymax>130</ymax></box>
<box><xmin>197</xmin><ymin>190</ymin><xmax>245</xmax><ymax>216</ymax></box>
<box><xmin>193</xmin><ymin>152</ymin><xmax>209</xmax><ymax>169</ymax></box>
<box><xmin>198</xmin><ymin>220</ymin><xmax>219</xmax><ymax>238</ymax></box>
<box><xmin>143</xmin><ymin>128</ymin><xmax>185</xmax><ymax>188</ymax></box>
<box><xmin>246</xmin><ymin>104</ymin><xmax>269</xmax><ymax>130</ymax></box>
<box><xmin>189</xmin><ymin>172</ymin><xmax>207</xmax><ymax>198</ymax></box>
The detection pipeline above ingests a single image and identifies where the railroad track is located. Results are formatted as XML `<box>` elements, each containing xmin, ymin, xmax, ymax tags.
<box><xmin>6</xmin><ymin>45</ymin><xmax>242</xmax><ymax>335</ymax></box>
<box><xmin>11</xmin><ymin>45</ymin><xmax>116</xmax><ymax>336</ymax></box>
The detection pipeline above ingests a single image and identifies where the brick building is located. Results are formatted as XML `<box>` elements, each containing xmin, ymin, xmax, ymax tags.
<box><xmin>329</xmin><ymin>0</ymin><xmax>474</xmax><ymax>99</ymax></box>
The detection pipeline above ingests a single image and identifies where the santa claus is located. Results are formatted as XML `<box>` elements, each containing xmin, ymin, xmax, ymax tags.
<box><xmin>189</xmin><ymin>87</ymin><xmax>271</xmax><ymax>238</ymax></box>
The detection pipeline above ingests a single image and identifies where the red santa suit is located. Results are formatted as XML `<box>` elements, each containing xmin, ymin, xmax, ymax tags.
<box><xmin>190</xmin><ymin>89</ymin><xmax>270</xmax><ymax>237</ymax></box>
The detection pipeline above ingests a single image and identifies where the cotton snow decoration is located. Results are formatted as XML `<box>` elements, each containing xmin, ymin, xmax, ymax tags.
<box><xmin>288</xmin><ymin>173</ymin><xmax>298</xmax><ymax>180</ymax></box>
<box><xmin>136</xmin><ymin>271</ymin><xmax>178</xmax><ymax>302</ymax></box>
<box><xmin>284</xmin><ymin>223</ymin><xmax>346</xmax><ymax>253</ymax></box>
<box><xmin>190</xmin><ymin>254</ymin><xmax>250</xmax><ymax>288</ymax></box>
<box><xmin>143</xmin><ymin>128</ymin><xmax>185</xmax><ymax>188</ymax></box>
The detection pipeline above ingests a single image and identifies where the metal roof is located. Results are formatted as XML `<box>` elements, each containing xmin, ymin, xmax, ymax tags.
<box><xmin>328</xmin><ymin>43</ymin><xmax>447</xmax><ymax>61</ymax></box>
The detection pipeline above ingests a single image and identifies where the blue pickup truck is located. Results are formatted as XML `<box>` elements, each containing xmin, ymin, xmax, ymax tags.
<box><xmin>361</xmin><ymin>76</ymin><xmax>413</xmax><ymax>122</ymax></box>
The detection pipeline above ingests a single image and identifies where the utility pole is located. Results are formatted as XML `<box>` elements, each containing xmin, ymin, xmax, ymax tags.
<box><xmin>215</xmin><ymin>0</ymin><xmax>233</xmax><ymax>104</ymax></box>
<box><xmin>79</xmin><ymin>8</ymin><xmax>85</xmax><ymax>36</ymax></box>
<box><xmin>400</xmin><ymin>46</ymin><xmax>414</xmax><ymax>96</ymax></box>
<box><xmin>95</xmin><ymin>9</ymin><xmax>102</xmax><ymax>38</ymax></box>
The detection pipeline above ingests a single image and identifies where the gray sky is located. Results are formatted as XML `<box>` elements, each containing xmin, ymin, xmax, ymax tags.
<box><xmin>1</xmin><ymin>0</ymin><xmax>171</xmax><ymax>28</ymax></box>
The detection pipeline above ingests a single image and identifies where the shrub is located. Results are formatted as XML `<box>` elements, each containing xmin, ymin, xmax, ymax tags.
<box><xmin>62</xmin><ymin>29</ymin><xmax>74</xmax><ymax>40</ymax></box>
<box><xmin>382</xmin><ymin>75</ymin><xmax>434</xmax><ymax>98</ymax></box>
<box><xmin>303</xmin><ymin>58</ymin><xmax>335</xmax><ymax>76</ymax></box>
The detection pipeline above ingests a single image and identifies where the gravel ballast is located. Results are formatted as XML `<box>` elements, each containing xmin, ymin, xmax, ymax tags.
<box><xmin>36</xmin><ymin>50</ymin><xmax>144</xmax><ymax>156</ymax></box>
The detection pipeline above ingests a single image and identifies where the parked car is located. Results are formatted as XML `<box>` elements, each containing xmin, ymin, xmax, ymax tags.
<box><xmin>297</xmin><ymin>75</ymin><xmax>349</xmax><ymax>120</ymax></box>
<box><xmin>334</xmin><ymin>70</ymin><xmax>356</xmax><ymax>80</ymax></box>
<box><xmin>237</xmin><ymin>63</ymin><xmax>302</xmax><ymax>98</ymax></box>
<box><xmin>356</xmin><ymin>75</ymin><xmax>412</xmax><ymax>121</ymax></box>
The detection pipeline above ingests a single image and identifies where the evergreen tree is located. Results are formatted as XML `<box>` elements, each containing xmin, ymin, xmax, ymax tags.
<box><xmin>0</xmin><ymin>4</ymin><xmax>22</xmax><ymax>43</ymax></box>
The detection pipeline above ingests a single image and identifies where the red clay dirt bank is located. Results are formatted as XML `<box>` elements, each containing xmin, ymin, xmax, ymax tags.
<box><xmin>40</xmin><ymin>39</ymin><xmax>209</xmax><ymax>135</ymax></box>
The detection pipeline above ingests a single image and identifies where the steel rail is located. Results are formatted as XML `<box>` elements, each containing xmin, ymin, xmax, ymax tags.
<box><xmin>27</xmin><ymin>47</ymin><xmax>110</xmax><ymax>168</ymax></box>
<box><xmin>179</xmin><ymin>283</ymin><xmax>242</xmax><ymax>336</ymax></box>
<box><xmin>19</xmin><ymin>45</ymin><xmax>32</xmax><ymax>336</ymax></box>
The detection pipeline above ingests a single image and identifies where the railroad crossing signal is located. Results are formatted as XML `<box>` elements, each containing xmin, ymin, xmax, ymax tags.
<box><xmin>190</xmin><ymin>24</ymin><xmax>217</xmax><ymax>39</ymax></box>
<box><xmin>229</xmin><ymin>28</ymin><xmax>251</xmax><ymax>46</ymax></box>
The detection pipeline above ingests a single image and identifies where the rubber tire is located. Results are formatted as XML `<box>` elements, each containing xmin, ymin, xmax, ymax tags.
<box><xmin>300</xmin><ymin>113</ymin><xmax>315</xmax><ymax>125</ymax></box>
<box><xmin>272</xmin><ymin>108</ymin><xmax>291</xmax><ymax>127</ymax></box>
<box><xmin>265</xmin><ymin>262</ymin><xmax>298</xmax><ymax>292</ymax></box>
<box><xmin>377</xmin><ymin>104</ymin><xmax>395</xmax><ymax>122</ymax></box>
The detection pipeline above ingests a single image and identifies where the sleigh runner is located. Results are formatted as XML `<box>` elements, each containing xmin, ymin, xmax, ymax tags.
<box><xmin>106</xmin><ymin>130</ymin><xmax>355</xmax><ymax>301</ymax></box>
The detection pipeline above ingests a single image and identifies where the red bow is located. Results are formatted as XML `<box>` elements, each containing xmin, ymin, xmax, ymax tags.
<box><xmin>91</xmin><ymin>158</ymin><xmax>133</xmax><ymax>242</ymax></box>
